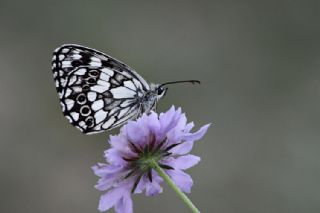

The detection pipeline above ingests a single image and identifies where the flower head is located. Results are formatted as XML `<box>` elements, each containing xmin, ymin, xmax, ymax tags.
<box><xmin>92</xmin><ymin>106</ymin><xmax>210</xmax><ymax>213</ymax></box>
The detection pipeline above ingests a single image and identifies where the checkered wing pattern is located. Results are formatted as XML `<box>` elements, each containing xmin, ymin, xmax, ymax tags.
<box><xmin>52</xmin><ymin>44</ymin><xmax>150</xmax><ymax>134</ymax></box>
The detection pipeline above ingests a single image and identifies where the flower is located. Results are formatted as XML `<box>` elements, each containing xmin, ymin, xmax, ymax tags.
<box><xmin>92</xmin><ymin>106</ymin><xmax>210</xmax><ymax>213</ymax></box>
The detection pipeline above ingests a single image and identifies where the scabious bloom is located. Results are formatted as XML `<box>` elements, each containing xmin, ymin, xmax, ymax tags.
<box><xmin>92</xmin><ymin>106</ymin><xmax>210</xmax><ymax>213</ymax></box>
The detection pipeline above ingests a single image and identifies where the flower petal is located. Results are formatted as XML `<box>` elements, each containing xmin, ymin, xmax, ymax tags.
<box><xmin>162</xmin><ymin>109</ymin><xmax>187</xmax><ymax>146</ymax></box>
<box><xmin>182</xmin><ymin>124</ymin><xmax>211</xmax><ymax>142</ymax></box>
<box><xmin>175</xmin><ymin>112</ymin><xmax>187</xmax><ymax>131</ymax></box>
<box><xmin>146</xmin><ymin>111</ymin><xmax>161</xmax><ymax>135</ymax></box>
<box><xmin>104</xmin><ymin>149</ymin><xmax>127</xmax><ymax>166</ymax></box>
<box><xmin>114</xmin><ymin>191</ymin><xmax>133</xmax><ymax>213</ymax></box>
<box><xmin>133</xmin><ymin>180</ymin><xmax>144</xmax><ymax>194</ymax></box>
<box><xmin>125</xmin><ymin>120</ymin><xmax>149</xmax><ymax>146</ymax></box>
<box><xmin>92</xmin><ymin>164</ymin><xmax>123</xmax><ymax>178</ymax></box>
<box><xmin>134</xmin><ymin>172</ymin><xmax>163</xmax><ymax>196</ymax></box>
<box><xmin>170</xmin><ymin>141</ymin><xmax>194</xmax><ymax>155</ymax></box>
<box><xmin>185</xmin><ymin>122</ymin><xmax>194</xmax><ymax>132</ymax></box>
<box><xmin>166</xmin><ymin>170</ymin><xmax>194</xmax><ymax>193</ymax></box>
<box><xmin>109</xmin><ymin>135</ymin><xmax>127</xmax><ymax>149</ymax></box>
<box><xmin>171</xmin><ymin>124</ymin><xmax>210</xmax><ymax>154</ymax></box>
<box><xmin>145</xmin><ymin>180</ymin><xmax>163</xmax><ymax>196</ymax></box>
<box><xmin>159</xmin><ymin>106</ymin><xmax>181</xmax><ymax>135</ymax></box>
<box><xmin>98</xmin><ymin>185</ymin><xmax>129</xmax><ymax>212</ymax></box>
<box><xmin>145</xmin><ymin>171</ymin><xmax>163</xmax><ymax>196</ymax></box>
<box><xmin>170</xmin><ymin>154</ymin><xmax>200</xmax><ymax>170</ymax></box>
<box><xmin>92</xmin><ymin>164</ymin><xmax>126</xmax><ymax>191</ymax></box>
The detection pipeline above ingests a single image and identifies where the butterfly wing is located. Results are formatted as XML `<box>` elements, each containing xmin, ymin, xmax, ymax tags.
<box><xmin>52</xmin><ymin>44</ymin><xmax>149</xmax><ymax>134</ymax></box>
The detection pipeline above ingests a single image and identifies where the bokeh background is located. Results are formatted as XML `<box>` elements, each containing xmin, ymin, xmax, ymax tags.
<box><xmin>1</xmin><ymin>0</ymin><xmax>320</xmax><ymax>212</ymax></box>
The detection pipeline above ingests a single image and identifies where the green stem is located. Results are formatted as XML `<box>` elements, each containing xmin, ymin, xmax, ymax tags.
<box><xmin>151</xmin><ymin>160</ymin><xmax>201</xmax><ymax>213</ymax></box>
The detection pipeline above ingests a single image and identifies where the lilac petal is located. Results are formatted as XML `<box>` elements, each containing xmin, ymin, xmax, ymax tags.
<box><xmin>165</xmin><ymin>129</ymin><xmax>183</xmax><ymax>146</ymax></box>
<box><xmin>174</xmin><ymin>112</ymin><xmax>187</xmax><ymax>131</ymax></box>
<box><xmin>109</xmin><ymin>135</ymin><xmax>138</xmax><ymax>157</ymax></box>
<box><xmin>114</xmin><ymin>191</ymin><xmax>133</xmax><ymax>213</ymax></box>
<box><xmin>145</xmin><ymin>171</ymin><xmax>163</xmax><ymax>196</ymax></box>
<box><xmin>162</xmin><ymin>109</ymin><xmax>186</xmax><ymax>145</ymax></box>
<box><xmin>167</xmin><ymin>170</ymin><xmax>193</xmax><ymax>193</ymax></box>
<box><xmin>92</xmin><ymin>165</ymin><xmax>127</xmax><ymax>191</ymax></box>
<box><xmin>92</xmin><ymin>164</ymin><xmax>123</xmax><ymax>178</ymax></box>
<box><xmin>170</xmin><ymin>141</ymin><xmax>194</xmax><ymax>155</ymax></box>
<box><xmin>146</xmin><ymin>111</ymin><xmax>161</xmax><ymax>136</ymax></box>
<box><xmin>182</xmin><ymin>124</ymin><xmax>211</xmax><ymax>142</ymax></box>
<box><xmin>159</xmin><ymin>106</ymin><xmax>181</xmax><ymax>135</ymax></box>
<box><xmin>109</xmin><ymin>135</ymin><xmax>128</xmax><ymax>149</ymax></box>
<box><xmin>95</xmin><ymin>175</ymin><xmax>119</xmax><ymax>191</ymax></box>
<box><xmin>170</xmin><ymin>154</ymin><xmax>201</xmax><ymax>170</ymax></box>
<box><xmin>159</xmin><ymin>105</ymin><xmax>175</xmax><ymax>119</ymax></box>
<box><xmin>104</xmin><ymin>149</ymin><xmax>127</xmax><ymax>166</ymax></box>
<box><xmin>95</xmin><ymin>178</ymin><xmax>115</xmax><ymax>191</ymax></box>
<box><xmin>94</xmin><ymin>171</ymin><xmax>128</xmax><ymax>191</ymax></box>
<box><xmin>165</xmin><ymin>115</ymin><xmax>187</xmax><ymax>145</ymax></box>
<box><xmin>145</xmin><ymin>180</ymin><xmax>163</xmax><ymax>196</ymax></box>
<box><xmin>91</xmin><ymin>163</ymin><xmax>107</xmax><ymax>177</ymax></box>
<box><xmin>126</xmin><ymin>120</ymin><xmax>149</xmax><ymax>146</ymax></box>
<box><xmin>134</xmin><ymin>175</ymin><xmax>147</xmax><ymax>194</ymax></box>
<box><xmin>185</xmin><ymin>122</ymin><xmax>194</xmax><ymax>132</ymax></box>
<box><xmin>134</xmin><ymin>172</ymin><xmax>163</xmax><ymax>196</ymax></box>
<box><xmin>98</xmin><ymin>186</ymin><xmax>128</xmax><ymax>212</ymax></box>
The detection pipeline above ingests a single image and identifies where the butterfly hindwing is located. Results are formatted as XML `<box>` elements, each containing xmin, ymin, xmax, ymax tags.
<box><xmin>52</xmin><ymin>44</ymin><xmax>149</xmax><ymax>134</ymax></box>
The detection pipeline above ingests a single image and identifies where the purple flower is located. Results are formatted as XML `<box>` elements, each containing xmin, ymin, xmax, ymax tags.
<box><xmin>92</xmin><ymin>106</ymin><xmax>210</xmax><ymax>213</ymax></box>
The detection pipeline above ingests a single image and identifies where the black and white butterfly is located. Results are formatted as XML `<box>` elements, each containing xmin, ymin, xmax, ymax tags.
<box><xmin>52</xmin><ymin>44</ymin><xmax>199</xmax><ymax>134</ymax></box>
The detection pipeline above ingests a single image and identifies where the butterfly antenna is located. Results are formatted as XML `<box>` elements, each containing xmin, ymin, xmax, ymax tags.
<box><xmin>158</xmin><ymin>80</ymin><xmax>200</xmax><ymax>88</ymax></box>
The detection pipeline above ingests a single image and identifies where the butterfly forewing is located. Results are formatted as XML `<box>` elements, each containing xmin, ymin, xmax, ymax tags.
<box><xmin>52</xmin><ymin>44</ymin><xmax>149</xmax><ymax>134</ymax></box>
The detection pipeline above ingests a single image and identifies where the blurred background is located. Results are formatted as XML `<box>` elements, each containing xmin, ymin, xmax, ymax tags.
<box><xmin>0</xmin><ymin>0</ymin><xmax>319</xmax><ymax>212</ymax></box>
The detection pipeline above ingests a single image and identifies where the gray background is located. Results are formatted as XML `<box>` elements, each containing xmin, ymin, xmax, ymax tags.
<box><xmin>1</xmin><ymin>0</ymin><xmax>319</xmax><ymax>213</ymax></box>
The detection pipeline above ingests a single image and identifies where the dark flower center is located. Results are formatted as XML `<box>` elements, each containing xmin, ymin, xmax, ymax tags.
<box><xmin>122</xmin><ymin>134</ymin><xmax>182</xmax><ymax>193</ymax></box>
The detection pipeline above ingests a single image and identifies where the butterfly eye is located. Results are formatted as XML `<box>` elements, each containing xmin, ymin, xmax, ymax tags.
<box><xmin>157</xmin><ymin>87</ymin><xmax>165</xmax><ymax>95</ymax></box>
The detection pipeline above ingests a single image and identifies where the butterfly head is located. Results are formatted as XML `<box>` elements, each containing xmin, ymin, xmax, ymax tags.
<box><xmin>154</xmin><ymin>84</ymin><xmax>168</xmax><ymax>100</ymax></box>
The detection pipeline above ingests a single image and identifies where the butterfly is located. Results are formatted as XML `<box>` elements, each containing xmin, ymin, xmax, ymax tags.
<box><xmin>52</xmin><ymin>44</ymin><xmax>200</xmax><ymax>134</ymax></box>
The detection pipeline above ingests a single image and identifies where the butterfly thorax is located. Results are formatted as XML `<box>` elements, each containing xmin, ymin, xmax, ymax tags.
<box><xmin>138</xmin><ymin>83</ymin><xmax>165</xmax><ymax>114</ymax></box>
<box><xmin>139</xmin><ymin>91</ymin><xmax>158</xmax><ymax>114</ymax></box>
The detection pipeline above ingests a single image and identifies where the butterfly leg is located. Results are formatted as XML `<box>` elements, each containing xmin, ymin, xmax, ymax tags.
<box><xmin>152</xmin><ymin>101</ymin><xmax>157</xmax><ymax>112</ymax></box>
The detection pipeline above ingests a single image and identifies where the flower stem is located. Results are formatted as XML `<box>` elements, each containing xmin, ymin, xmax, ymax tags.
<box><xmin>151</xmin><ymin>160</ymin><xmax>201</xmax><ymax>213</ymax></box>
